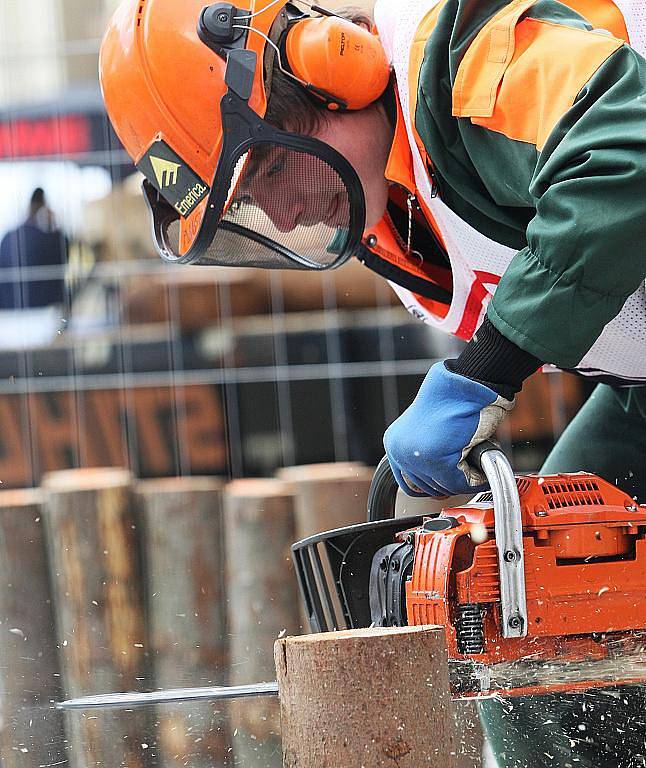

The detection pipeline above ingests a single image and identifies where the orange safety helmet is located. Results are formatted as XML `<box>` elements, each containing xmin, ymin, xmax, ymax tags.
<box><xmin>99</xmin><ymin>0</ymin><xmax>391</xmax><ymax>270</ymax></box>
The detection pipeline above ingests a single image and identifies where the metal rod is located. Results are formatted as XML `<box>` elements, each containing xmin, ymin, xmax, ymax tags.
<box><xmin>57</xmin><ymin>682</ymin><xmax>279</xmax><ymax>711</ymax></box>
<box><xmin>0</xmin><ymin>358</ymin><xmax>440</xmax><ymax>396</ymax></box>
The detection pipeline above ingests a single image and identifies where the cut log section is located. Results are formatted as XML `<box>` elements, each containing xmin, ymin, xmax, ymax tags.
<box><xmin>42</xmin><ymin>468</ymin><xmax>152</xmax><ymax>768</ymax></box>
<box><xmin>275</xmin><ymin>626</ymin><xmax>457</xmax><ymax>768</ymax></box>
<box><xmin>137</xmin><ymin>477</ymin><xmax>229</xmax><ymax>768</ymax></box>
<box><xmin>0</xmin><ymin>489</ymin><xmax>67</xmax><ymax>768</ymax></box>
<box><xmin>225</xmin><ymin>479</ymin><xmax>301</xmax><ymax>768</ymax></box>
<box><xmin>276</xmin><ymin>462</ymin><xmax>373</xmax><ymax>540</ymax></box>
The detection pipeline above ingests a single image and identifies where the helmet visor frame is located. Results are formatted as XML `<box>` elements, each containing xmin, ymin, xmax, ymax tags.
<box><xmin>141</xmin><ymin>89</ymin><xmax>366</xmax><ymax>270</ymax></box>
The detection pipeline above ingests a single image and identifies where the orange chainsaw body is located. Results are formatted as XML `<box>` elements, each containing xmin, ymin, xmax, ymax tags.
<box><xmin>403</xmin><ymin>472</ymin><xmax>646</xmax><ymax>679</ymax></box>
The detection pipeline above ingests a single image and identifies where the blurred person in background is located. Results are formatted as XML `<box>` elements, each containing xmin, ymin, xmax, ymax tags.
<box><xmin>0</xmin><ymin>187</ymin><xmax>68</xmax><ymax>309</ymax></box>
<box><xmin>101</xmin><ymin>1</ymin><xmax>646</xmax><ymax>766</ymax></box>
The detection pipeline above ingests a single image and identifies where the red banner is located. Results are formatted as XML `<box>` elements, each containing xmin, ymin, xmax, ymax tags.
<box><xmin>0</xmin><ymin>114</ymin><xmax>92</xmax><ymax>159</ymax></box>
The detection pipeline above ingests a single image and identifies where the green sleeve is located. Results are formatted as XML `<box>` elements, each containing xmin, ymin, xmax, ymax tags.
<box><xmin>488</xmin><ymin>45</ymin><xmax>646</xmax><ymax>367</ymax></box>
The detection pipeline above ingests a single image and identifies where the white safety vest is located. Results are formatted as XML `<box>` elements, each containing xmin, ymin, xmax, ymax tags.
<box><xmin>374</xmin><ymin>0</ymin><xmax>646</xmax><ymax>382</ymax></box>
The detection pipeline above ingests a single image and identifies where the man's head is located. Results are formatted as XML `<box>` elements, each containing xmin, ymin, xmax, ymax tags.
<box><xmin>27</xmin><ymin>187</ymin><xmax>56</xmax><ymax>230</ymax></box>
<box><xmin>100</xmin><ymin>0</ymin><xmax>392</xmax><ymax>269</ymax></box>
<box><xmin>238</xmin><ymin>105</ymin><xmax>393</xmax><ymax>232</ymax></box>
<box><xmin>245</xmin><ymin>10</ymin><xmax>395</xmax><ymax>231</ymax></box>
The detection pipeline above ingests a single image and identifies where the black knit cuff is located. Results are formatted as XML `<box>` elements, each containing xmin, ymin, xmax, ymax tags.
<box><xmin>446</xmin><ymin>317</ymin><xmax>542</xmax><ymax>400</ymax></box>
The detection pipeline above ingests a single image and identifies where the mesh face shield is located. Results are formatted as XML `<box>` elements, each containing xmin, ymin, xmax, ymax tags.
<box><xmin>140</xmin><ymin>52</ymin><xmax>365</xmax><ymax>271</ymax></box>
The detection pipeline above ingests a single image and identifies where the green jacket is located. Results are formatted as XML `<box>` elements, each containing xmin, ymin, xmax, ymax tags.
<box><xmin>413</xmin><ymin>0</ymin><xmax>646</xmax><ymax>368</ymax></box>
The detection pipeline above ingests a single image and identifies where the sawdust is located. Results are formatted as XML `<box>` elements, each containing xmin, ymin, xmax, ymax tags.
<box><xmin>451</xmin><ymin>631</ymin><xmax>646</xmax><ymax>699</ymax></box>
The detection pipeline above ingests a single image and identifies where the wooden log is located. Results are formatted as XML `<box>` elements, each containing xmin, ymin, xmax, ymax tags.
<box><xmin>275</xmin><ymin>463</ymin><xmax>374</xmax><ymax>540</ymax></box>
<box><xmin>137</xmin><ymin>477</ymin><xmax>229</xmax><ymax>768</ymax></box>
<box><xmin>0</xmin><ymin>489</ymin><xmax>67</xmax><ymax>768</ymax></box>
<box><xmin>42</xmin><ymin>468</ymin><xmax>152</xmax><ymax>768</ymax></box>
<box><xmin>224</xmin><ymin>479</ymin><xmax>301</xmax><ymax>768</ymax></box>
<box><xmin>275</xmin><ymin>626</ymin><xmax>457</xmax><ymax>768</ymax></box>
<box><xmin>395</xmin><ymin>489</ymin><xmax>474</xmax><ymax>519</ymax></box>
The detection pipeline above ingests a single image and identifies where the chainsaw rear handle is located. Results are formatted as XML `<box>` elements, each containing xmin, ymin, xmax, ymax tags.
<box><xmin>368</xmin><ymin>441</ymin><xmax>528</xmax><ymax>639</ymax></box>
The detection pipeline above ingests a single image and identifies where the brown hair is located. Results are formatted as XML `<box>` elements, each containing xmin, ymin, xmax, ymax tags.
<box><xmin>265</xmin><ymin>6</ymin><xmax>376</xmax><ymax>133</ymax></box>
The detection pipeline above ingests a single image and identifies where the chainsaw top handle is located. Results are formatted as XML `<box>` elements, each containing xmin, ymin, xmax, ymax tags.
<box><xmin>368</xmin><ymin>441</ymin><xmax>528</xmax><ymax>638</ymax></box>
<box><xmin>367</xmin><ymin>440</ymin><xmax>499</xmax><ymax>523</ymax></box>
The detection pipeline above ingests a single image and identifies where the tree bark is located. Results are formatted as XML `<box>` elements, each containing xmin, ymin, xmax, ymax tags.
<box><xmin>42</xmin><ymin>468</ymin><xmax>152</xmax><ymax>768</ymax></box>
<box><xmin>275</xmin><ymin>626</ymin><xmax>457</xmax><ymax>768</ymax></box>
<box><xmin>0</xmin><ymin>489</ymin><xmax>67</xmax><ymax>768</ymax></box>
<box><xmin>225</xmin><ymin>479</ymin><xmax>301</xmax><ymax>768</ymax></box>
<box><xmin>137</xmin><ymin>476</ymin><xmax>229</xmax><ymax>768</ymax></box>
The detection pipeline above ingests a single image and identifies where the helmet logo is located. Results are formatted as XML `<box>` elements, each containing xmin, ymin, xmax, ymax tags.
<box><xmin>137</xmin><ymin>139</ymin><xmax>210</xmax><ymax>219</ymax></box>
<box><xmin>150</xmin><ymin>156</ymin><xmax>180</xmax><ymax>188</ymax></box>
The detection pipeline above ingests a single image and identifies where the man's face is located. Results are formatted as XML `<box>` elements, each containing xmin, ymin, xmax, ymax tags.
<box><xmin>236</xmin><ymin>105</ymin><xmax>393</xmax><ymax>235</ymax></box>
<box><xmin>239</xmin><ymin>145</ymin><xmax>350</xmax><ymax>233</ymax></box>
<box><xmin>310</xmin><ymin>106</ymin><xmax>393</xmax><ymax>230</ymax></box>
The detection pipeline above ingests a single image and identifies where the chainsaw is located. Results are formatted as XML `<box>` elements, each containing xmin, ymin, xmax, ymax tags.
<box><xmin>59</xmin><ymin>443</ymin><xmax>646</xmax><ymax>710</ymax></box>
<box><xmin>293</xmin><ymin>442</ymin><xmax>646</xmax><ymax>698</ymax></box>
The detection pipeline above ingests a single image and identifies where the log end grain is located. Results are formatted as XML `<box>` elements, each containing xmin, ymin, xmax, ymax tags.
<box><xmin>137</xmin><ymin>476</ymin><xmax>225</xmax><ymax>494</ymax></box>
<box><xmin>42</xmin><ymin>467</ymin><xmax>133</xmax><ymax>491</ymax></box>
<box><xmin>276</xmin><ymin>462</ymin><xmax>371</xmax><ymax>482</ymax></box>
<box><xmin>226</xmin><ymin>478</ymin><xmax>295</xmax><ymax>499</ymax></box>
<box><xmin>0</xmin><ymin>488</ymin><xmax>44</xmax><ymax>507</ymax></box>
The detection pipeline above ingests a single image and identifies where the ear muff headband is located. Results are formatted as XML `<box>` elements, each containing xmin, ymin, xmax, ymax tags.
<box><xmin>284</xmin><ymin>16</ymin><xmax>390</xmax><ymax>111</ymax></box>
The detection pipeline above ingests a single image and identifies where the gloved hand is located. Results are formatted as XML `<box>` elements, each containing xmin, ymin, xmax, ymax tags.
<box><xmin>383</xmin><ymin>361</ymin><xmax>514</xmax><ymax>497</ymax></box>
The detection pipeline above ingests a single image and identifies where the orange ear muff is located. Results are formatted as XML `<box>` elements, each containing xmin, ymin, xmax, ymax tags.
<box><xmin>284</xmin><ymin>16</ymin><xmax>391</xmax><ymax>111</ymax></box>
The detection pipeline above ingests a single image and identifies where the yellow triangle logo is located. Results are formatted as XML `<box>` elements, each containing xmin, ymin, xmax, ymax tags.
<box><xmin>150</xmin><ymin>155</ymin><xmax>181</xmax><ymax>188</ymax></box>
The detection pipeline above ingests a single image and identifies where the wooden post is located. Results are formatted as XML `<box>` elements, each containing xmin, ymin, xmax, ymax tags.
<box><xmin>224</xmin><ymin>479</ymin><xmax>301</xmax><ymax>768</ymax></box>
<box><xmin>0</xmin><ymin>489</ymin><xmax>67</xmax><ymax>768</ymax></box>
<box><xmin>275</xmin><ymin>463</ymin><xmax>374</xmax><ymax>539</ymax></box>
<box><xmin>137</xmin><ymin>477</ymin><xmax>229</xmax><ymax>768</ymax></box>
<box><xmin>275</xmin><ymin>626</ymin><xmax>457</xmax><ymax>768</ymax></box>
<box><xmin>42</xmin><ymin>468</ymin><xmax>152</xmax><ymax>768</ymax></box>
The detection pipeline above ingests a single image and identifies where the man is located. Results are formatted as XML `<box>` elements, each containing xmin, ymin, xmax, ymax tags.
<box><xmin>0</xmin><ymin>188</ymin><xmax>68</xmax><ymax>309</ymax></box>
<box><xmin>100</xmin><ymin>0</ymin><xmax>646</xmax><ymax>764</ymax></box>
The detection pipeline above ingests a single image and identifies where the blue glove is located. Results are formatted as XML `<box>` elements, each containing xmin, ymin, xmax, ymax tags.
<box><xmin>383</xmin><ymin>362</ymin><xmax>514</xmax><ymax>497</ymax></box>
